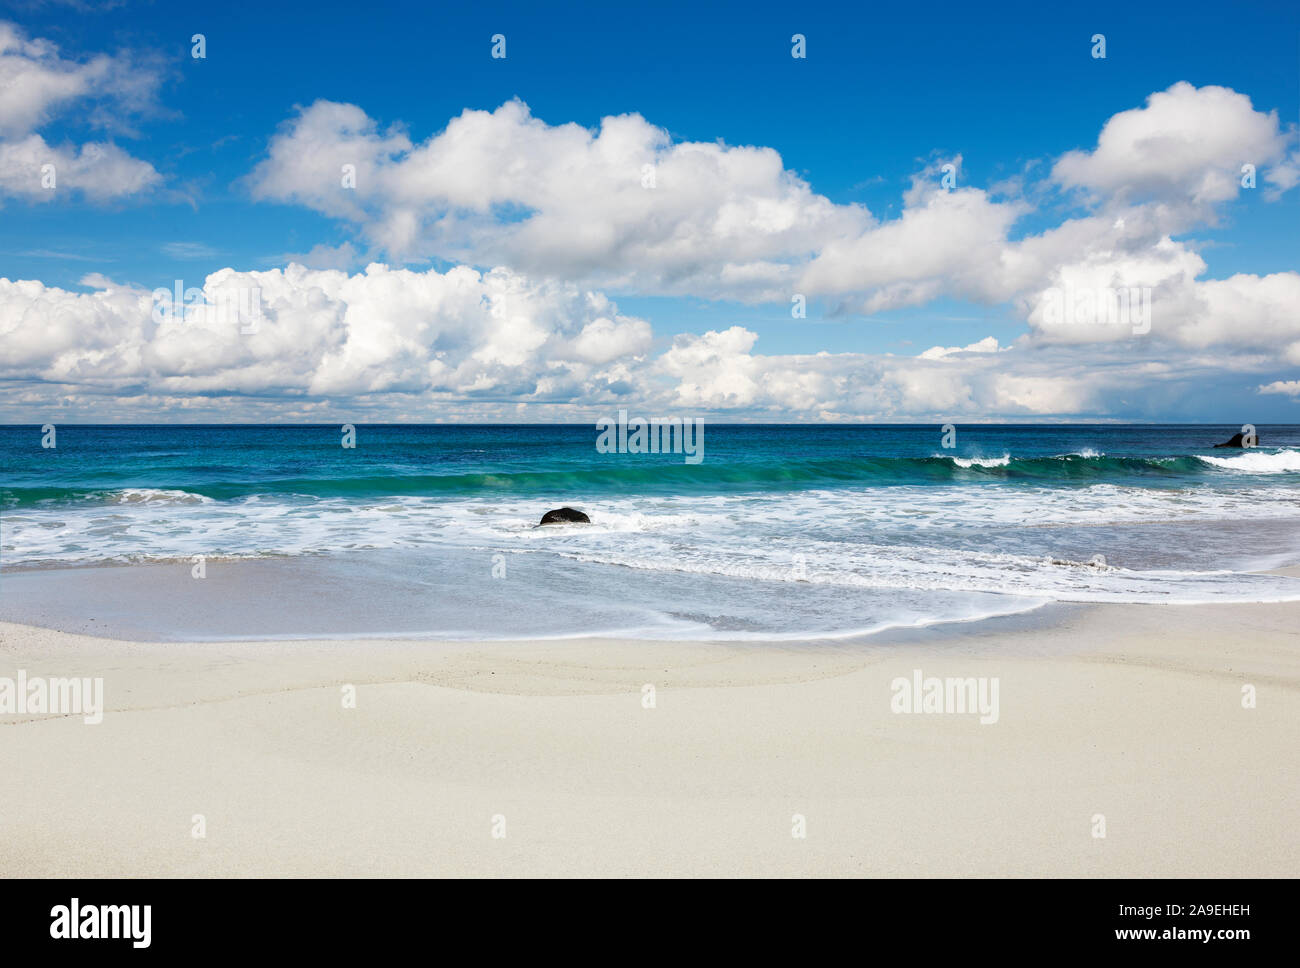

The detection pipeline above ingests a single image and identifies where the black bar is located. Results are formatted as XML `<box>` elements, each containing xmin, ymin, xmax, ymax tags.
<box><xmin>0</xmin><ymin>878</ymin><xmax>1283</xmax><ymax>955</ymax></box>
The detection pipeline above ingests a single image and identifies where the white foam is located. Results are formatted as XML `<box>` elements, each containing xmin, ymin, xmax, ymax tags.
<box><xmin>108</xmin><ymin>488</ymin><xmax>214</xmax><ymax>505</ymax></box>
<box><xmin>1197</xmin><ymin>449</ymin><xmax>1300</xmax><ymax>474</ymax></box>
<box><xmin>6</xmin><ymin>481</ymin><xmax>1300</xmax><ymax>608</ymax></box>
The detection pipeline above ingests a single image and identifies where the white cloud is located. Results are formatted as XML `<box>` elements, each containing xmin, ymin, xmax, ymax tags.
<box><xmin>249</xmin><ymin>98</ymin><xmax>868</xmax><ymax>300</ymax></box>
<box><xmin>0</xmin><ymin>133</ymin><xmax>159</xmax><ymax>200</ymax></box>
<box><xmin>990</xmin><ymin>374</ymin><xmax>1095</xmax><ymax>414</ymax></box>
<box><xmin>269</xmin><ymin>242</ymin><xmax>362</xmax><ymax>271</ymax></box>
<box><xmin>1259</xmin><ymin>380</ymin><xmax>1300</xmax><ymax>397</ymax></box>
<box><xmin>1263</xmin><ymin>150</ymin><xmax>1300</xmax><ymax>201</ymax></box>
<box><xmin>658</xmin><ymin>327</ymin><xmax>763</xmax><ymax>407</ymax></box>
<box><xmin>0</xmin><ymin>23</ymin><xmax>85</xmax><ymax>135</ymax></box>
<box><xmin>1174</xmin><ymin>271</ymin><xmax>1300</xmax><ymax>359</ymax></box>
<box><xmin>0</xmin><ymin>22</ymin><xmax>161</xmax><ymax>202</ymax></box>
<box><xmin>1052</xmin><ymin>82</ymin><xmax>1289</xmax><ymax>211</ymax></box>
<box><xmin>567</xmin><ymin>313</ymin><xmax>654</xmax><ymax>365</ymax></box>
<box><xmin>246</xmin><ymin>83</ymin><xmax>1297</xmax><ymax>368</ymax></box>
<box><xmin>800</xmin><ymin>180</ymin><xmax>1027</xmax><ymax>310</ymax></box>
<box><xmin>1</xmin><ymin>264</ymin><xmax>1295</xmax><ymax>422</ymax></box>
<box><xmin>0</xmin><ymin>263</ymin><xmax>656</xmax><ymax>402</ymax></box>
<box><xmin>5</xmin><ymin>67</ymin><xmax>1298</xmax><ymax>422</ymax></box>
<box><xmin>1018</xmin><ymin>234</ymin><xmax>1300</xmax><ymax>358</ymax></box>
<box><xmin>918</xmin><ymin>336</ymin><xmax>1001</xmax><ymax>360</ymax></box>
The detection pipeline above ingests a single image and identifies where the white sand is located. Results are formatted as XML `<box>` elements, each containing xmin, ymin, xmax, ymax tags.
<box><xmin>1</xmin><ymin>599</ymin><xmax>1297</xmax><ymax>877</ymax></box>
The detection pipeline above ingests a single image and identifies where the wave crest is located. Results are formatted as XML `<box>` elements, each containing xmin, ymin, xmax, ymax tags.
<box><xmin>1196</xmin><ymin>449</ymin><xmax>1300</xmax><ymax>474</ymax></box>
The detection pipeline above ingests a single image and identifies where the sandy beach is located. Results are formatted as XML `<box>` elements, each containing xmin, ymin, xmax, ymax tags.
<box><xmin>2</xmin><ymin>594</ymin><xmax>1296</xmax><ymax>878</ymax></box>
<box><xmin>5</xmin><ymin>0</ymin><xmax>1300</xmax><ymax>907</ymax></box>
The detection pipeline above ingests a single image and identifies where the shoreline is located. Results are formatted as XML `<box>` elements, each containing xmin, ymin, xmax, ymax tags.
<box><xmin>2</xmin><ymin>598</ymin><xmax>1297</xmax><ymax>877</ymax></box>
<box><xmin>2</xmin><ymin>555</ymin><xmax>1299</xmax><ymax>645</ymax></box>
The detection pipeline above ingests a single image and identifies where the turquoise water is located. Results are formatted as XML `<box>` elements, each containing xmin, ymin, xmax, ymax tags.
<box><xmin>3</xmin><ymin>424</ymin><xmax>1300</xmax><ymax>639</ymax></box>
<box><xmin>5</xmin><ymin>424</ymin><xmax>1300</xmax><ymax>504</ymax></box>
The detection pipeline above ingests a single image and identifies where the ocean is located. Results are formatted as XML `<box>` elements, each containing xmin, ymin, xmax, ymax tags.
<box><xmin>2</xmin><ymin>423</ymin><xmax>1300</xmax><ymax>641</ymax></box>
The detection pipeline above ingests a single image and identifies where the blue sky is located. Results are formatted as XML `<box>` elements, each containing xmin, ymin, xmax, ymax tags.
<box><xmin>1</xmin><ymin>0</ymin><xmax>1299</xmax><ymax>421</ymax></box>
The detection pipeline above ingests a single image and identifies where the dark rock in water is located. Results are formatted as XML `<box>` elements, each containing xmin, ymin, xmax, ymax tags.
<box><xmin>1214</xmin><ymin>432</ymin><xmax>1258</xmax><ymax>448</ymax></box>
<box><xmin>539</xmin><ymin>507</ymin><xmax>590</xmax><ymax>525</ymax></box>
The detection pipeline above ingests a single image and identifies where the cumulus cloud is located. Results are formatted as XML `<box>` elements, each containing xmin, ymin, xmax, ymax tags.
<box><xmin>6</xmin><ymin>68</ymin><xmax>1298</xmax><ymax>422</ymax></box>
<box><xmin>0</xmin><ymin>263</ymin><xmax>656</xmax><ymax>403</ymax></box>
<box><xmin>0</xmin><ymin>132</ymin><xmax>159</xmax><ymax>200</ymax></box>
<box><xmin>647</xmin><ymin>326</ymin><xmax>1209</xmax><ymax>419</ymax></box>
<box><xmin>799</xmin><ymin>178</ymin><xmax>1027</xmax><ymax>311</ymax></box>
<box><xmin>1020</xmin><ymin>236</ymin><xmax>1300</xmax><ymax>357</ymax></box>
<box><xmin>1259</xmin><ymin>380</ymin><xmax>1300</xmax><ymax>397</ymax></box>
<box><xmin>919</xmin><ymin>336</ymin><xmax>1001</xmax><ymax>360</ymax></box>
<box><xmin>1</xmin><ymin>263</ymin><xmax>1295</xmax><ymax>422</ymax></box>
<box><xmin>811</xmin><ymin>84</ymin><xmax>1299</xmax><ymax>333</ymax></box>
<box><xmin>246</xmin><ymin>83</ymin><xmax>1298</xmax><ymax>363</ymax></box>
<box><xmin>249</xmin><ymin>98</ymin><xmax>868</xmax><ymax>300</ymax></box>
<box><xmin>1052</xmin><ymin>82</ymin><xmax>1290</xmax><ymax>212</ymax></box>
<box><xmin>0</xmin><ymin>21</ymin><xmax>161</xmax><ymax>202</ymax></box>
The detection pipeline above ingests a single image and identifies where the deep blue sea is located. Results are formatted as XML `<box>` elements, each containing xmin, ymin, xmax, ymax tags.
<box><xmin>2</xmin><ymin>423</ymin><xmax>1300</xmax><ymax>640</ymax></box>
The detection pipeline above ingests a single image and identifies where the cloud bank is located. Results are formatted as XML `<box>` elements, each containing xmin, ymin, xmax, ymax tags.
<box><xmin>0</xmin><ymin>262</ymin><xmax>1291</xmax><ymax>422</ymax></box>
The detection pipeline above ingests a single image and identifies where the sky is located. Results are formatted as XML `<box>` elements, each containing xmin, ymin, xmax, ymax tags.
<box><xmin>0</xmin><ymin>0</ymin><xmax>1298</xmax><ymax>422</ymax></box>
